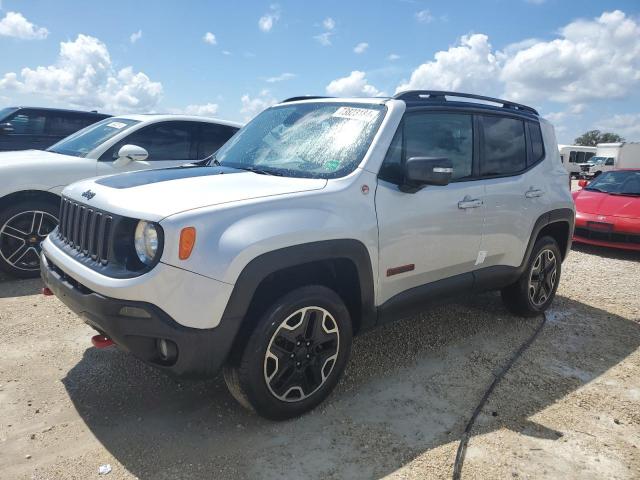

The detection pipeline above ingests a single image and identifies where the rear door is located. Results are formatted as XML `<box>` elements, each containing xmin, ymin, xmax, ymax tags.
<box><xmin>478</xmin><ymin>116</ymin><xmax>545</xmax><ymax>269</ymax></box>
<box><xmin>97</xmin><ymin>120</ymin><xmax>200</xmax><ymax>174</ymax></box>
<box><xmin>376</xmin><ymin>110</ymin><xmax>485</xmax><ymax>304</ymax></box>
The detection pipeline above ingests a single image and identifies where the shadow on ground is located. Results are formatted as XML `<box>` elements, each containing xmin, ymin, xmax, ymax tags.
<box><xmin>62</xmin><ymin>293</ymin><xmax>640</xmax><ymax>479</ymax></box>
<box><xmin>572</xmin><ymin>242</ymin><xmax>640</xmax><ymax>261</ymax></box>
<box><xmin>0</xmin><ymin>272</ymin><xmax>42</xmax><ymax>298</ymax></box>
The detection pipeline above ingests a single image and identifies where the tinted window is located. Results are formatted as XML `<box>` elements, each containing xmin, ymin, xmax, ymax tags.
<box><xmin>480</xmin><ymin>116</ymin><xmax>526</xmax><ymax>176</ymax></box>
<box><xmin>102</xmin><ymin>121</ymin><xmax>196</xmax><ymax>161</ymax></box>
<box><xmin>569</xmin><ymin>151</ymin><xmax>577</xmax><ymax>163</ymax></box>
<box><xmin>606</xmin><ymin>158</ymin><xmax>615</xmax><ymax>166</ymax></box>
<box><xmin>576</xmin><ymin>151</ymin><xmax>586</xmax><ymax>163</ymax></box>
<box><xmin>198</xmin><ymin>123</ymin><xmax>238</xmax><ymax>158</ymax></box>
<box><xmin>527</xmin><ymin>122</ymin><xmax>544</xmax><ymax>166</ymax></box>
<box><xmin>585</xmin><ymin>151</ymin><xmax>595</xmax><ymax>161</ymax></box>
<box><xmin>6</xmin><ymin>109</ymin><xmax>46</xmax><ymax>134</ymax></box>
<box><xmin>47</xmin><ymin>113</ymin><xmax>95</xmax><ymax>136</ymax></box>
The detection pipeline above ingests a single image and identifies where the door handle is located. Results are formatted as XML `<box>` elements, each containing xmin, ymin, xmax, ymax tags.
<box><xmin>525</xmin><ymin>188</ymin><xmax>544</xmax><ymax>198</ymax></box>
<box><xmin>458</xmin><ymin>196</ymin><xmax>483</xmax><ymax>209</ymax></box>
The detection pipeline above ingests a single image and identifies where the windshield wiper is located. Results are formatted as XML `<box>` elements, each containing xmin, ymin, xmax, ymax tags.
<box><xmin>232</xmin><ymin>165</ymin><xmax>284</xmax><ymax>176</ymax></box>
<box><xmin>584</xmin><ymin>187</ymin><xmax>605</xmax><ymax>192</ymax></box>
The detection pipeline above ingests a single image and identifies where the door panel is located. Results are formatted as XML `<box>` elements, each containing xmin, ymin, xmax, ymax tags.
<box><xmin>376</xmin><ymin>180</ymin><xmax>485</xmax><ymax>303</ymax></box>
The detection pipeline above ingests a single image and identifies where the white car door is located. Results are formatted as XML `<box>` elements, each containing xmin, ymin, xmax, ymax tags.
<box><xmin>375</xmin><ymin>111</ymin><xmax>485</xmax><ymax>305</ymax></box>
<box><xmin>97</xmin><ymin>121</ymin><xmax>198</xmax><ymax>175</ymax></box>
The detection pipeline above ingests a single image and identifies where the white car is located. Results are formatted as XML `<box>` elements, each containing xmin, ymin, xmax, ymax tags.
<box><xmin>0</xmin><ymin>114</ymin><xmax>240</xmax><ymax>277</ymax></box>
<box><xmin>42</xmin><ymin>92</ymin><xmax>574</xmax><ymax>419</ymax></box>
<box><xmin>579</xmin><ymin>142</ymin><xmax>640</xmax><ymax>178</ymax></box>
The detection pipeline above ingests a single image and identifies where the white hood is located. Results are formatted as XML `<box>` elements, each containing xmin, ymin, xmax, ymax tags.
<box><xmin>62</xmin><ymin>166</ymin><xmax>327</xmax><ymax>221</ymax></box>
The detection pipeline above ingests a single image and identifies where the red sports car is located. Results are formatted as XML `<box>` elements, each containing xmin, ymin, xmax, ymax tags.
<box><xmin>572</xmin><ymin>169</ymin><xmax>640</xmax><ymax>251</ymax></box>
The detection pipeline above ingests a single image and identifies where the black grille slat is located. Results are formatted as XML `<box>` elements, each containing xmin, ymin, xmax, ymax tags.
<box><xmin>56</xmin><ymin>197</ymin><xmax>113</xmax><ymax>265</ymax></box>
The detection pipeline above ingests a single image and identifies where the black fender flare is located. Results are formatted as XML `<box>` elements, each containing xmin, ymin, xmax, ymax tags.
<box><xmin>519</xmin><ymin>207</ymin><xmax>575</xmax><ymax>272</ymax></box>
<box><xmin>219</xmin><ymin>239</ymin><xmax>376</xmax><ymax>353</ymax></box>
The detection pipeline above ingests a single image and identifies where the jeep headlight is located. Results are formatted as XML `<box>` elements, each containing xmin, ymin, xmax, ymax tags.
<box><xmin>134</xmin><ymin>220</ymin><xmax>159</xmax><ymax>265</ymax></box>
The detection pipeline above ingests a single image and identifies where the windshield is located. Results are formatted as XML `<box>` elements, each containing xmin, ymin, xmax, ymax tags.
<box><xmin>585</xmin><ymin>170</ymin><xmax>640</xmax><ymax>195</ymax></box>
<box><xmin>0</xmin><ymin>107</ymin><xmax>18</xmax><ymax>122</ymax></box>
<box><xmin>47</xmin><ymin>117</ymin><xmax>140</xmax><ymax>157</ymax></box>
<box><xmin>215</xmin><ymin>102</ymin><xmax>386</xmax><ymax>178</ymax></box>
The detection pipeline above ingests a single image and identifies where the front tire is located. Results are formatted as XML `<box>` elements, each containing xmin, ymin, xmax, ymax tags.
<box><xmin>0</xmin><ymin>200</ymin><xmax>58</xmax><ymax>278</ymax></box>
<box><xmin>223</xmin><ymin>285</ymin><xmax>353</xmax><ymax>420</ymax></box>
<box><xmin>501</xmin><ymin>236</ymin><xmax>562</xmax><ymax>317</ymax></box>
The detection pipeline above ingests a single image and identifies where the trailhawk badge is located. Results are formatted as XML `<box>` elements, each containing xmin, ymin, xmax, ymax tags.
<box><xmin>81</xmin><ymin>190</ymin><xmax>96</xmax><ymax>200</ymax></box>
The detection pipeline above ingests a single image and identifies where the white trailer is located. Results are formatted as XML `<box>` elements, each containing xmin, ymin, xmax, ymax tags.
<box><xmin>579</xmin><ymin>142</ymin><xmax>640</xmax><ymax>177</ymax></box>
<box><xmin>558</xmin><ymin>144</ymin><xmax>596</xmax><ymax>178</ymax></box>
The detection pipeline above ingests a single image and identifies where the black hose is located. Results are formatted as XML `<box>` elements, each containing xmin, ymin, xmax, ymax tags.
<box><xmin>452</xmin><ymin>312</ymin><xmax>548</xmax><ymax>480</ymax></box>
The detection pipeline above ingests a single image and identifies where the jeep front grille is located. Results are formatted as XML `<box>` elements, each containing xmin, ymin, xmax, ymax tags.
<box><xmin>58</xmin><ymin>197</ymin><xmax>112</xmax><ymax>265</ymax></box>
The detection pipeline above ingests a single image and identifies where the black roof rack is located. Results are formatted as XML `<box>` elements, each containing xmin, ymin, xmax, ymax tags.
<box><xmin>281</xmin><ymin>96</ymin><xmax>333</xmax><ymax>103</ymax></box>
<box><xmin>393</xmin><ymin>90</ymin><xmax>538</xmax><ymax>115</ymax></box>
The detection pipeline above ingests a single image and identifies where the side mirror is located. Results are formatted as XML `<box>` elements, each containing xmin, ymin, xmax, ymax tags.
<box><xmin>113</xmin><ymin>144</ymin><xmax>148</xmax><ymax>167</ymax></box>
<box><xmin>578</xmin><ymin>179</ymin><xmax>589</xmax><ymax>188</ymax></box>
<box><xmin>0</xmin><ymin>122</ymin><xmax>14</xmax><ymax>134</ymax></box>
<box><xmin>401</xmin><ymin>157</ymin><xmax>452</xmax><ymax>193</ymax></box>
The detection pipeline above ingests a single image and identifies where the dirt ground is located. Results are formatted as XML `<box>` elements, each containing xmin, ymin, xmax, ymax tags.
<box><xmin>0</xmin><ymin>242</ymin><xmax>639</xmax><ymax>480</ymax></box>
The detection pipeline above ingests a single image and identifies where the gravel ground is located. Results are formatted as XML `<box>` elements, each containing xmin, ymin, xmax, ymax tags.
<box><xmin>0</xmin><ymin>242</ymin><xmax>639</xmax><ymax>479</ymax></box>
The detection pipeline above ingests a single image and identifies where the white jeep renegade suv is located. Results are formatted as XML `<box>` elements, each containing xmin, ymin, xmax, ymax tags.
<box><xmin>41</xmin><ymin>92</ymin><xmax>574</xmax><ymax>419</ymax></box>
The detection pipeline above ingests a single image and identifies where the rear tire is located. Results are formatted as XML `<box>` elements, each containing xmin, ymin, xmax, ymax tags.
<box><xmin>501</xmin><ymin>236</ymin><xmax>561</xmax><ymax>317</ymax></box>
<box><xmin>0</xmin><ymin>200</ymin><xmax>58</xmax><ymax>278</ymax></box>
<box><xmin>223</xmin><ymin>285</ymin><xmax>352</xmax><ymax>420</ymax></box>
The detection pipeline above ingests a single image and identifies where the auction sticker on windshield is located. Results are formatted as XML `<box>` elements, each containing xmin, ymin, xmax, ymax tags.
<box><xmin>332</xmin><ymin>107</ymin><xmax>379</xmax><ymax>122</ymax></box>
<box><xmin>106</xmin><ymin>121</ymin><xmax>128</xmax><ymax>129</ymax></box>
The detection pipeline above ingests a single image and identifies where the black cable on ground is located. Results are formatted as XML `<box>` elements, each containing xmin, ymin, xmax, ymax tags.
<box><xmin>452</xmin><ymin>312</ymin><xmax>548</xmax><ymax>480</ymax></box>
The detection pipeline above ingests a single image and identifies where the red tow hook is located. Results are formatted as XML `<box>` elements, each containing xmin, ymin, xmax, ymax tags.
<box><xmin>42</xmin><ymin>287</ymin><xmax>53</xmax><ymax>296</ymax></box>
<box><xmin>91</xmin><ymin>335</ymin><xmax>114</xmax><ymax>349</ymax></box>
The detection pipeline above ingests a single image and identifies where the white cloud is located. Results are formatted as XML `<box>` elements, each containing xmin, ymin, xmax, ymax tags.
<box><xmin>0</xmin><ymin>34</ymin><xmax>162</xmax><ymax>112</ymax></box>
<box><xmin>259</xmin><ymin>5</ymin><xmax>280</xmax><ymax>33</ymax></box>
<box><xmin>265</xmin><ymin>72</ymin><xmax>296</xmax><ymax>83</ymax></box>
<box><xmin>387</xmin><ymin>53</ymin><xmax>401</xmax><ymax>61</ymax></box>
<box><xmin>175</xmin><ymin>103</ymin><xmax>219</xmax><ymax>117</ymax></box>
<box><xmin>326</xmin><ymin>71</ymin><xmax>385</xmax><ymax>97</ymax></box>
<box><xmin>0</xmin><ymin>11</ymin><xmax>48</xmax><ymax>40</ymax></box>
<box><xmin>415</xmin><ymin>9</ymin><xmax>433</xmax><ymax>24</ymax></box>
<box><xmin>501</xmin><ymin>10</ymin><xmax>640</xmax><ymax>104</ymax></box>
<box><xmin>314</xmin><ymin>31</ymin><xmax>333</xmax><ymax>46</ymax></box>
<box><xmin>353</xmin><ymin>42</ymin><xmax>368</xmax><ymax>54</ymax></box>
<box><xmin>240</xmin><ymin>90</ymin><xmax>277</xmax><ymax>120</ymax></box>
<box><xmin>596</xmin><ymin>113</ymin><xmax>640</xmax><ymax>140</ymax></box>
<box><xmin>222</xmin><ymin>50</ymin><xmax>232</xmax><ymax>56</ymax></box>
<box><xmin>396</xmin><ymin>34</ymin><xmax>501</xmax><ymax>94</ymax></box>
<box><xmin>203</xmin><ymin>31</ymin><xmax>217</xmax><ymax>45</ymax></box>
<box><xmin>397</xmin><ymin>10</ymin><xmax>640</xmax><ymax>107</ymax></box>
<box><xmin>323</xmin><ymin>17</ymin><xmax>336</xmax><ymax>30</ymax></box>
<box><xmin>130</xmin><ymin>30</ymin><xmax>142</xmax><ymax>44</ymax></box>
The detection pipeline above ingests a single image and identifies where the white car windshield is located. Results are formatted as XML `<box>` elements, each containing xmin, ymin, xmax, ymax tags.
<box><xmin>215</xmin><ymin>102</ymin><xmax>386</xmax><ymax>179</ymax></box>
<box><xmin>47</xmin><ymin>118</ymin><xmax>140</xmax><ymax>157</ymax></box>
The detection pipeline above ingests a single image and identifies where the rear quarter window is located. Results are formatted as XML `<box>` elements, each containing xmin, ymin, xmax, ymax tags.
<box><xmin>527</xmin><ymin>122</ymin><xmax>545</xmax><ymax>166</ymax></box>
<box><xmin>479</xmin><ymin>115</ymin><xmax>526</xmax><ymax>176</ymax></box>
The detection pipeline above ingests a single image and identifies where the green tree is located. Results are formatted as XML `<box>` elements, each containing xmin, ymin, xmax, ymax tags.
<box><xmin>574</xmin><ymin>130</ymin><xmax>625</xmax><ymax>146</ymax></box>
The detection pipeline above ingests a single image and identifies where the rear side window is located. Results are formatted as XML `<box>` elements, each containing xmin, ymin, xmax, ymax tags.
<box><xmin>527</xmin><ymin>122</ymin><xmax>544</xmax><ymax>166</ymax></box>
<box><xmin>479</xmin><ymin>116</ymin><xmax>526</xmax><ymax>176</ymax></box>
<box><xmin>5</xmin><ymin>109</ymin><xmax>46</xmax><ymax>134</ymax></box>
<box><xmin>47</xmin><ymin>113</ymin><xmax>93</xmax><ymax>136</ymax></box>
<box><xmin>197</xmin><ymin>123</ymin><xmax>238</xmax><ymax>158</ymax></box>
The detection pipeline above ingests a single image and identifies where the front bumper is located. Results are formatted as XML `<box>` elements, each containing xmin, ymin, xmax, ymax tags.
<box><xmin>573</xmin><ymin>213</ymin><xmax>640</xmax><ymax>252</ymax></box>
<box><xmin>41</xmin><ymin>253</ymin><xmax>240</xmax><ymax>378</ymax></box>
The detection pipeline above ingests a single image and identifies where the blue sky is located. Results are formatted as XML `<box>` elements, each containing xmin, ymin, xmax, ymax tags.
<box><xmin>1</xmin><ymin>0</ymin><xmax>639</xmax><ymax>143</ymax></box>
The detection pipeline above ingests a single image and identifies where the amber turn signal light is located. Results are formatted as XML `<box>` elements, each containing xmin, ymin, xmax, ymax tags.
<box><xmin>179</xmin><ymin>227</ymin><xmax>196</xmax><ymax>260</ymax></box>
